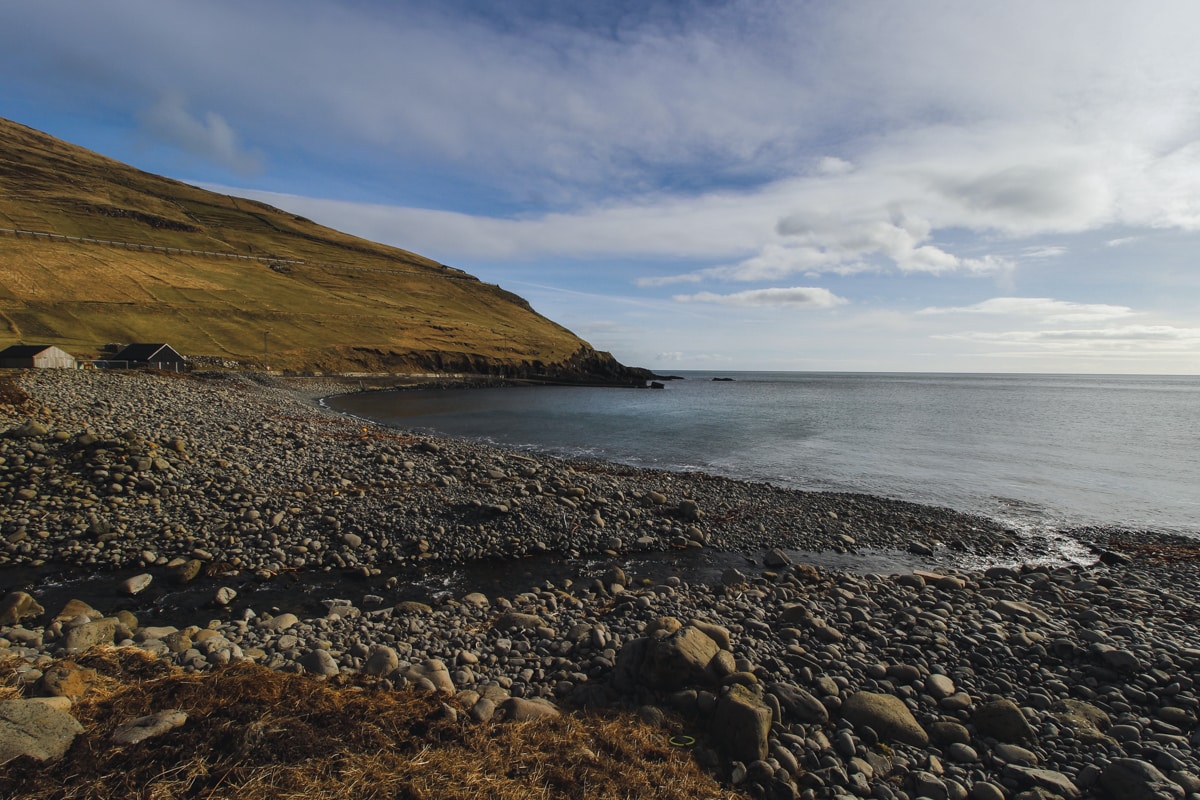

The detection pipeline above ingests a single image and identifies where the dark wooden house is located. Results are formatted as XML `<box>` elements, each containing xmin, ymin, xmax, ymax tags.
<box><xmin>109</xmin><ymin>343</ymin><xmax>187</xmax><ymax>371</ymax></box>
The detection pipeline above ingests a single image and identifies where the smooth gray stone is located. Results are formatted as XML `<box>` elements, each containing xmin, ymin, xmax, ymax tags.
<box><xmin>111</xmin><ymin>710</ymin><xmax>188</xmax><ymax>744</ymax></box>
<box><xmin>1004</xmin><ymin>765</ymin><xmax>1081</xmax><ymax>799</ymax></box>
<box><xmin>299</xmin><ymin>649</ymin><xmax>340</xmax><ymax>676</ymax></box>
<box><xmin>1100</xmin><ymin>758</ymin><xmax>1186</xmax><ymax>800</ymax></box>
<box><xmin>364</xmin><ymin>645</ymin><xmax>399</xmax><ymax>676</ymax></box>
<box><xmin>60</xmin><ymin>617</ymin><xmax>118</xmax><ymax>654</ymax></box>
<box><xmin>712</xmin><ymin>685</ymin><xmax>771</xmax><ymax>764</ymax></box>
<box><xmin>993</xmin><ymin>742</ymin><xmax>1039</xmax><ymax>765</ymax></box>
<box><xmin>973</xmin><ymin>698</ymin><xmax>1036</xmax><ymax>743</ymax></box>
<box><xmin>969</xmin><ymin>781</ymin><xmax>1006</xmax><ymax>800</ymax></box>
<box><xmin>640</xmin><ymin>626</ymin><xmax>720</xmax><ymax>690</ymax></box>
<box><xmin>841</xmin><ymin>691</ymin><xmax>928</xmax><ymax>747</ymax></box>
<box><xmin>0</xmin><ymin>592</ymin><xmax>44</xmax><ymax>626</ymax></box>
<box><xmin>769</xmin><ymin>682</ymin><xmax>830</xmax><ymax>725</ymax></box>
<box><xmin>497</xmin><ymin>697</ymin><xmax>560</xmax><ymax>721</ymax></box>
<box><xmin>0</xmin><ymin>699</ymin><xmax>83</xmax><ymax>764</ymax></box>
<box><xmin>120</xmin><ymin>574</ymin><xmax>153</xmax><ymax>596</ymax></box>
<box><xmin>948</xmin><ymin>742</ymin><xmax>979</xmax><ymax>763</ymax></box>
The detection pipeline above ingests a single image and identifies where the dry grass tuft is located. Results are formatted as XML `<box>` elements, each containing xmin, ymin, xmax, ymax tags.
<box><xmin>0</xmin><ymin>373</ymin><xmax>33</xmax><ymax>411</ymax></box>
<box><xmin>1</xmin><ymin>648</ymin><xmax>744</xmax><ymax>800</ymax></box>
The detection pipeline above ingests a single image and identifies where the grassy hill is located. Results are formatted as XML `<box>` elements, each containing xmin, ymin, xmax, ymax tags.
<box><xmin>0</xmin><ymin>117</ymin><xmax>644</xmax><ymax>381</ymax></box>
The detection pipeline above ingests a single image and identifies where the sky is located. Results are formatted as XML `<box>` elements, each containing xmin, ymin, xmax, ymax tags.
<box><xmin>3</xmin><ymin>1</ymin><xmax>1200</xmax><ymax>374</ymax></box>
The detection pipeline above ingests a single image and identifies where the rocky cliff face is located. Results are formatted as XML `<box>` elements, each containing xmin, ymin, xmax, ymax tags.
<box><xmin>318</xmin><ymin>345</ymin><xmax>656</xmax><ymax>385</ymax></box>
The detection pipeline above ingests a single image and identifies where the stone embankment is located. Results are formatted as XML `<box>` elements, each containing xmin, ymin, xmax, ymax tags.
<box><xmin>1</xmin><ymin>369</ymin><xmax>1198</xmax><ymax>800</ymax></box>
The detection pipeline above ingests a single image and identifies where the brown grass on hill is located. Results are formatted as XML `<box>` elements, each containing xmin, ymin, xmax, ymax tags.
<box><xmin>1</xmin><ymin>649</ymin><xmax>745</xmax><ymax>800</ymax></box>
<box><xmin>0</xmin><ymin>117</ymin><xmax>594</xmax><ymax>373</ymax></box>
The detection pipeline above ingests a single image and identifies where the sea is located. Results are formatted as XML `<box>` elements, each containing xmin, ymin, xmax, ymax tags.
<box><xmin>328</xmin><ymin>372</ymin><xmax>1200</xmax><ymax>539</ymax></box>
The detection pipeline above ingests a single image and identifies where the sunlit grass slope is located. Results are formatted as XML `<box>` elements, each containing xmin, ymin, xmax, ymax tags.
<box><xmin>0</xmin><ymin>117</ymin><xmax>604</xmax><ymax>375</ymax></box>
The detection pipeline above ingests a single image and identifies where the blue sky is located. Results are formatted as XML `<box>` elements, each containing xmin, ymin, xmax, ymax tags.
<box><xmin>3</xmin><ymin>0</ymin><xmax>1199</xmax><ymax>373</ymax></box>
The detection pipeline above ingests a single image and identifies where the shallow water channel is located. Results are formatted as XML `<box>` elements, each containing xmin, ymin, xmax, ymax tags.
<box><xmin>3</xmin><ymin>546</ymin><xmax>978</xmax><ymax>630</ymax></box>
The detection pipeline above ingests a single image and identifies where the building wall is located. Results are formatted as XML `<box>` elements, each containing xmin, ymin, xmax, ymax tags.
<box><xmin>1</xmin><ymin>347</ymin><xmax>80</xmax><ymax>368</ymax></box>
<box><xmin>32</xmin><ymin>347</ymin><xmax>77</xmax><ymax>368</ymax></box>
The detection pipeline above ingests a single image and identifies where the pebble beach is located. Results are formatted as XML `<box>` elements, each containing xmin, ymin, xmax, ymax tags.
<box><xmin>2</xmin><ymin>369</ymin><xmax>1199</xmax><ymax>800</ymax></box>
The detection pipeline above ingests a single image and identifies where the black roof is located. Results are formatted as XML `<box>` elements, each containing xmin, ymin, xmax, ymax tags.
<box><xmin>0</xmin><ymin>344</ymin><xmax>55</xmax><ymax>358</ymax></box>
<box><xmin>111</xmin><ymin>343</ymin><xmax>185</xmax><ymax>363</ymax></box>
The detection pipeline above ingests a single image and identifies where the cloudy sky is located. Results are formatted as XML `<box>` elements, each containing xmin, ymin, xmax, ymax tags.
<box><xmin>4</xmin><ymin>1</ymin><xmax>1199</xmax><ymax>373</ymax></box>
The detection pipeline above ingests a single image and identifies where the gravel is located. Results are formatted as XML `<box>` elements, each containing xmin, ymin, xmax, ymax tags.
<box><xmin>2</xmin><ymin>369</ymin><xmax>1198</xmax><ymax>799</ymax></box>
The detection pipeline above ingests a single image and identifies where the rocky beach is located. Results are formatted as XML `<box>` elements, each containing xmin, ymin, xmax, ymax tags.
<box><xmin>2</xmin><ymin>369</ymin><xmax>1198</xmax><ymax>800</ymax></box>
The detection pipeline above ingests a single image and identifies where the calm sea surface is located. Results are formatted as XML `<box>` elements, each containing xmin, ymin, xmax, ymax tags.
<box><xmin>329</xmin><ymin>372</ymin><xmax>1200</xmax><ymax>537</ymax></box>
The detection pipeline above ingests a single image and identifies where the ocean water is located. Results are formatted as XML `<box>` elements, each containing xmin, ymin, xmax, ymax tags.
<box><xmin>329</xmin><ymin>372</ymin><xmax>1200</xmax><ymax>538</ymax></box>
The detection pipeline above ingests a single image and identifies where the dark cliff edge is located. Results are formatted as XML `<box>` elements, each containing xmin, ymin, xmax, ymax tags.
<box><xmin>313</xmin><ymin>345</ymin><xmax>660</xmax><ymax>386</ymax></box>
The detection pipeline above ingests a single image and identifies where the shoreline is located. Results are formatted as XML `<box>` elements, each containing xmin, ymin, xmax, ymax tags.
<box><xmin>323</xmin><ymin>372</ymin><xmax>1200</xmax><ymax>543</ymax></box>
<box><xmin>1</xmin><ymin>368</ymin><xmax>1085</xmax><ymax>572</ymax></box>
<box><xmin>2</xmin><ymin>369</ymin><xmax>1198</xmax><ymax>798</ymax></box>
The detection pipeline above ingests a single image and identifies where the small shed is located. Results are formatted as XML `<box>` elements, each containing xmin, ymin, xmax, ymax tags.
<box><xmin>109</xmin><ymin>343</ymin><xmax>187</xmax><ymax>371</ymax></box>
<box><xmin>0</xmin><ymin>344</ymin><xmax>77</xmax><ymax>369</ymax></box>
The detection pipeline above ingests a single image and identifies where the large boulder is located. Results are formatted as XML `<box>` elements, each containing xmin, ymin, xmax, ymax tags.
<box><xmin>640</xmin><ymin>625</ymin><xmax>721</xmax><ymax>690</ymax></box>
<box><xmin>688</xmin><ymin>619</ymin><xmax>732</xmax><ymax>651</ymax></box>
<box><xmin>612</xmin><ymin>636</ymin><xmax>652</xmax><ymax>694</ymax></box>
<box><xmin>53</xmin><ymin>599</ymin><xmax>103</xmax><ymax>625</ymax></box>
<box><xmin>260</xmin><ymin>613</ymin><xmax>299</xmax><ymax>632</ymax></box>
<box><xmin>841</xmin><ymin>691</ymin><xmax>928</xmax><ymax>747</ymax></box>
<box><xmin>119</xmin><ymin>574</ymin><xmax>154</xmax><ymax>596</ymax></box>
<box><xmin>498</xmin><ymin>698</ymin><xmax>560</xmax><ymax>722</ymax></box>
<box><xmin>298</xmin><ymin>649</ymin><xmax>340</xmax><ymax>676</ymax></box>
<box><xmin>1052</xmin><ymin>699</ymin><xmax>1113</xmax><ymax>746</ymax></box>
<box><xmin>420</xmin><ymin>659</ymin><xmax>456</xmax><ymax>694</ymax></box>
<box><xmin>6</xmin><ymin>420</ymin><xmax>48</xmax><ymax>439</ymax></box>
<box><xmin>973</xmin><ymin>698</ymin><xmax>1036</xmax><ymax>744</ymax></box>
<box><xmin>990</xmin><ymin>599</ymin><xmax>1049</xmax><ymax>623</ymax></box>
<box><xmin>0</xmin><ymin>699</ymin><xmax>83</xmax><ymax>764</ymax></box>
<box><xmin>172</xmin><ymin>559</ymin><xmax>204</xmax><ymax>585</ymax></box>
<box><xmin>364</xmin><ymin>646</ymin><xmax>400</xmax><ymax>677</ymax></box>
<box><xmin>493</xmin><ymin>611</ymin><xmax>546</xmax><ymax>633</ymax></box>
<box><xmin>60</xmin><ymin>617</ymin><xmax>118</xmax><ymax>654</ymax></box>
<box><xmin>0</xmin><ymin>592</ymin><xmax>44</xmax><ymax>626</ymax></box>
<box><xmin>111</xmin><ymin>710</ymin><xmax>188</xmax><ymax>745</ymax></box>
<box><xmin>39</xmin><ymin>663</ymin><xmax>99</xmax><ymax>700</ymax></box>
<box><xmin>1100</xmin><ymin>758</ymin><xmax>1186</xmax><ymax>800</ymax></box>
<box><xmin>1003</xmin><ymin>765</ymin><xmax>1081</xmax><ymax>799</ymax></box>
<box><xmin>712</xmin><ymin>684</ymin><xmax>772</xmax><ymax>763</ymax></box>
<box><xmin>769</xmin><ymin>682</ymin><xmax>830</xmax><ymax>725</ymax></box>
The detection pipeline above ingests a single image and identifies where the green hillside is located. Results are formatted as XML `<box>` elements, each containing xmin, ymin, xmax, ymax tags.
<box><xmin>0</xmin><ymin>117</ymin><xmax>644</xmax><ymax>381</ymax></box>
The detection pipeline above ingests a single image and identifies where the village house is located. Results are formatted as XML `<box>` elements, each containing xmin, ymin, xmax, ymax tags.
<box><xmin>108</xmin><ymin>343</ymin><xmax>187</xmax><ymax>371</ymax></box>
<box><xmin>0</xmin><ymin>344</ymin><xmax>78</xmax><ymax>369</ymax></box>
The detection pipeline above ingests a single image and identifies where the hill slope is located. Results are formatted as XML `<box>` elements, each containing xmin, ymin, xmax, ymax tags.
<box><xmin>0</xmin><ymin>117</ymin><xmax>647</xmax><ymax>382</ymax></box>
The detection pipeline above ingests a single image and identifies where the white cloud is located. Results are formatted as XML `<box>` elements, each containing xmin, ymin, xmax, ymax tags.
<box><xmin>6</xmin><ymin>1</ymin><xmax>1200</xmax><ymax>373</ymax></box>
<box><xmin>138</xmin><ymin>92</ymin><xmax>263</xmax><ymax>175</ymax></box>
<box><xmin>653</xmin><ymin>351</ymin><xmax>735</xmax><ymax>364</ymax></box>
<box><xmin>919</xmin><ymin>297</ymin><xmax>1135</xmax><ymax>323</ymax></box>
<box><xmin>1022</xmin><ymin>246</ymin><xmax>1067</xmax><ymax>259</ymax></box>
<box><xmin>672</xmin><ymin>287</ymin><xmax>847</xmax><ymax>309</ymax></box>
<box><xmin>206</xmin><ymin>185</ymin><xmax>778</xmax><ymax>263</ymax></box>
<box><xmin>815</xmin><ymin>156</ymin><xmax>854</xmax><ymax>176</ymax></box>
<box><xmin>939</xmin><ymin>325</ymin><xmax>1200</xmax><ymax>353</ymax></box>
<box><xmin>93</xmin><ymin>3</ymin><xmax>1200</xmax><ymax>210</ymax></box>
<box><xmin>18</xmin><ymin>0</ymin><xmax>1193</xmax><ymax>289</ymax></box>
